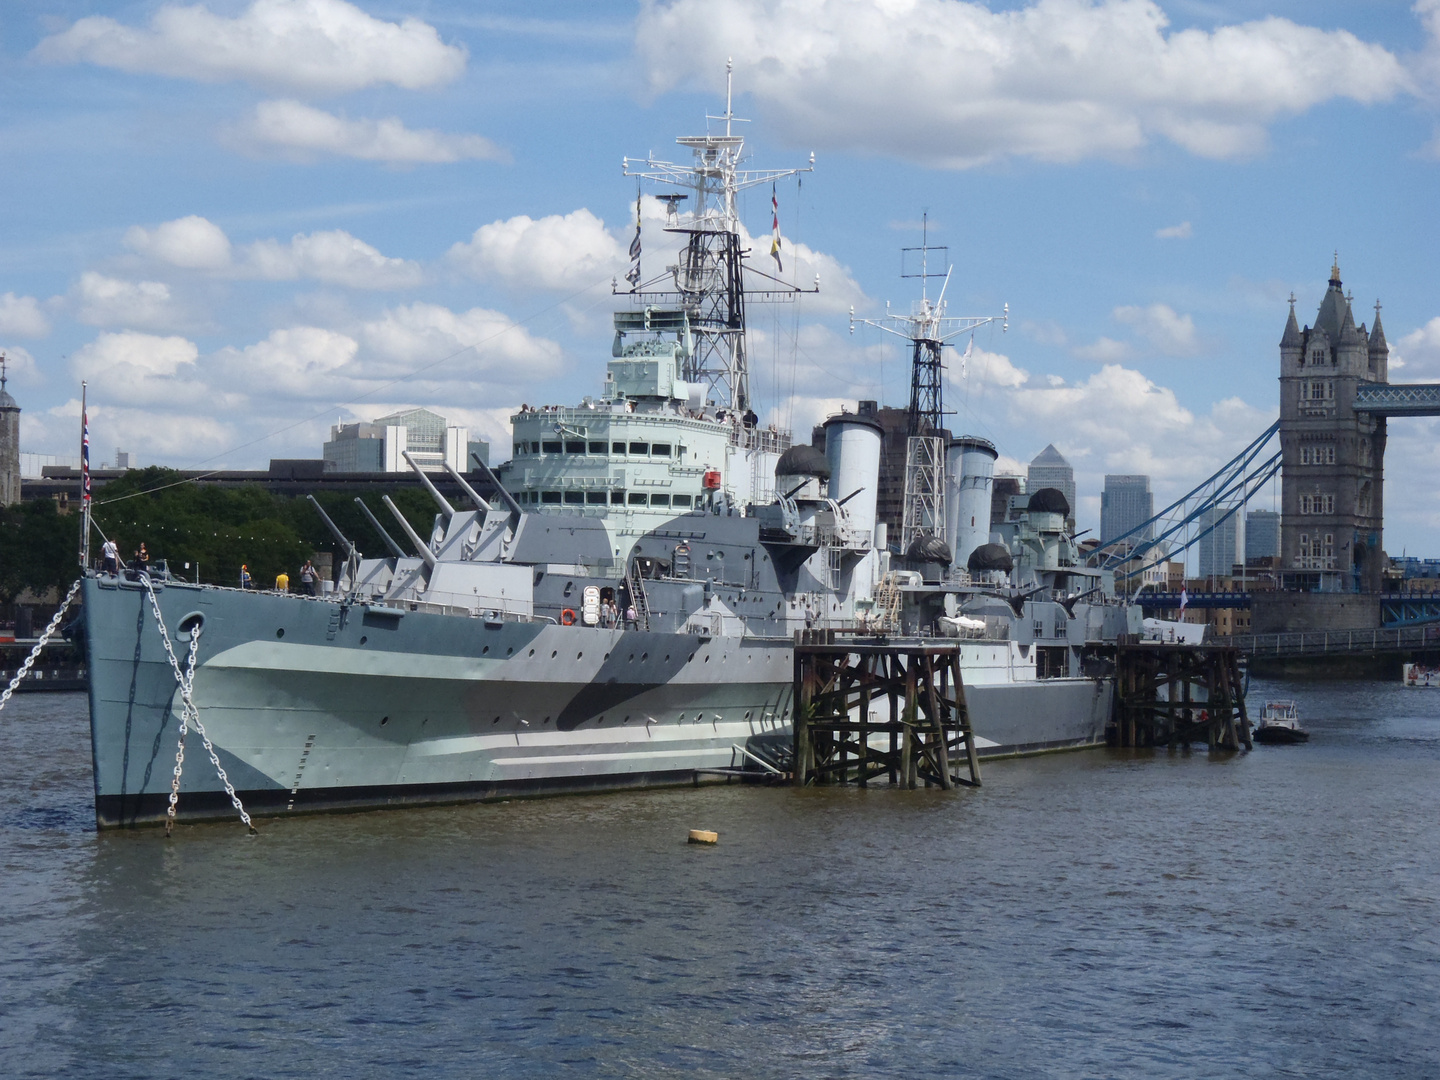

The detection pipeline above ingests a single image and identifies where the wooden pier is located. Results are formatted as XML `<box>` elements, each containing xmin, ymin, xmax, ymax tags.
<box><xmin>1111</xmin><ymin>643</ymin><xmax>1251</xmax><ymax>750</ymax></box>
<box><xmin>793</xmin><ymin>631</ymin><xmax>981</xmax><ymax>789</ymax></box>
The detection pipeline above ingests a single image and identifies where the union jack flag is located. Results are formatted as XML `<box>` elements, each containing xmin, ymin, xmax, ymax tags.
<box><xmin>82</xmin><ymin>408</ymin><xmax>91</xmax><ymax>503</ymax></box>
<box><xmin>770</xmin><ymin>184</ymin><xmax>783</xmax><ymax>273</ymax></box>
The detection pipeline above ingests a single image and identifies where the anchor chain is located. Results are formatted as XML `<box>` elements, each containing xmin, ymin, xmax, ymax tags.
<box><xmin>163</xmin><ymin>630</ymin><xmax>201</xmax><ymax>837</ymax></box>
<box><xmin>0</xmin><ymin>579</ymin><xmax>83</xmax><ymax>715</ymax></box>
<box><xmin>142</xmin><ymin>578</ymin><xmax>256</xmax><ymax>834</ymax></box>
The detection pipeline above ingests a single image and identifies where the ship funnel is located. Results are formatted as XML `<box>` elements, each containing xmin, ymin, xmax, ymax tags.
<box><xmin>945</xmin><ymin>436</ymin><xmax>997</xmax><ymax>572</ymax></box>
<box><xmin>823</xmin><ymin>413</ymin><xmax>882</xmax><ymax>542</ymax></box>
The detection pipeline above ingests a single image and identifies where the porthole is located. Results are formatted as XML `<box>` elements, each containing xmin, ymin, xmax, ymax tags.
<box><xmin>641</xmin><ymin>652</ymin><xmax>648</xmax><ymax>661</ymax></box>
<box><xmin>543</xmin><ymin>717</ymin><xmax>550</xmax><ymax>725</ymax></box>
<box><xmin>576</xmin><ymin>652</ymin><xmax>583</xmax><ymax>660</ymax></box>
<box><xmin>276</xmin><ymin>628</ymin><xmax>285</xmax><ymax>639</ymax></box>
<box><xmin>380</xmin><ymin>716</ymin><xmax>389</xmax><ymax>727</ymax></box>
<box><xmin>529</xmin><ymin>648</ymin><xmax>535</xmax><ymax>657</ymax></box>
<box><xmin>360</xmin><ymin>635</ymin><xmax>368</xmax><ymax>645</ymax></box>
<box><xmin>492</xmin><ymin>716</ymin><xmax>500</xmax><ymax>724</ymax></box>
<box><xmin>506</xmin><ymin>647</ymin><xmax>514</xmax><ymax>656</ymax></box>
<box><xmin>482</xmin><ymin>645</ymin><xmax>489</xmax><ymax>655</ymax></box>
<box><xmin>551</xmin><ymin>650</ymin><xmax>558</xmax><ymax>658</ymax></box>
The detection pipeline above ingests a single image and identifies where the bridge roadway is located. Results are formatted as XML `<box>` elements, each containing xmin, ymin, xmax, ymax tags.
<box><xmin>1220</xmin><ymin>624</ymin><xmax>1440</xmax><ymax>659</ymax></box>
<box><xmin>1140</xmin><ymin>592</ymin><xmax>1440</xmax><ymax>628</ymax></box>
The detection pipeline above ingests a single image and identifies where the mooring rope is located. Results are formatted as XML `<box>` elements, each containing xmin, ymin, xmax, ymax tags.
<box><xmin>140</xmin><ymin>577</ymin><xmax>256</xmax><ymax>835</ymax></box>
<box><xmin>0</xmin><ymin>579</ymin><xmax>83</xmax><ymax>715</ymax></box>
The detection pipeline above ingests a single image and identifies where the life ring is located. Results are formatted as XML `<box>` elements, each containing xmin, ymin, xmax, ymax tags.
<box><xmin>560</xmin><ymin>608</ymin><xmax>577</xmax><ymax>626</ymax></box>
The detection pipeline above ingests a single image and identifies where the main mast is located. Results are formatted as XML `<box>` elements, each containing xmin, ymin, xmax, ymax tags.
<box><xmin>850</xmin><ymin>216</ymin><xmax>1007</xmax><ymax>551</ymax></box>
<box><xmin>620</xmin><ymin>61</ymin><xmax>814</xmax><ymax>417</ymax></box>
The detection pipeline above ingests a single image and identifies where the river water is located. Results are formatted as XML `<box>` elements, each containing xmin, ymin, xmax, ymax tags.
<box><xmin>2</xmin><ymin>680</ymin><xmax>1438</xmax><ymax>1078</ymax></box>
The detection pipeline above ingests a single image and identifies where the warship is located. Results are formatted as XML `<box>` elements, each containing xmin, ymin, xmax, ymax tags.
<box><xmin>80</xmin><ymin>83</ymin><xmax>1136</xmax><ymax>828</ymax></box>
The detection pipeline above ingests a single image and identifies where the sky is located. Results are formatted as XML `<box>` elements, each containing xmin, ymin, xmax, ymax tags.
<box><xmin>2</xmin><ymin>0</ymin><xmax>1439</xmax><ymax>555</ymax></box>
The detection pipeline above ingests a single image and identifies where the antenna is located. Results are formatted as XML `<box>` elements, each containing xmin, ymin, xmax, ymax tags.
<box><xmin>622</xmin><ymin>65</ymin><xmax>814</xmax><ymax>415</ymax></box>
<box><xmin>850</xmin><ymin>213</ymin><xmax>1007</xmax><ymax>551</ymax></box>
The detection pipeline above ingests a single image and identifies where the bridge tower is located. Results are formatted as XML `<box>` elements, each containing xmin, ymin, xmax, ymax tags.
<box><xmin>1278</xmin><ymin>259</ymin><xmax>1388</xmax><ymax>593</ymax></box>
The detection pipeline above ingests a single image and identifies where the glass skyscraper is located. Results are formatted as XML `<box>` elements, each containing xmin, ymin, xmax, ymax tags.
<box><xmin>1101</xmin><ymin>474</ymin><xmax>1153</xmax><ymax>545</ymax></box>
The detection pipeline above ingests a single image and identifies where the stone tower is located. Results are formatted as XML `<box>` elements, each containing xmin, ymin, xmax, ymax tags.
<box><xmin>0</xmin><ymin>356</ymin><xmax>20</xmax><ymax>507</ymax></box>
<box><xmin>1278</xmin><ymin>260</ymin><xmax>1388</xmax><ymax>593</ymax></box>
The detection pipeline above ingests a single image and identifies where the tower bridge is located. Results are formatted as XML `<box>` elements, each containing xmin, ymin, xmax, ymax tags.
<box><xmin>1093</xmin><ymin>260</ymin><xmax>1440</xmax><ymax>640</ymax></box>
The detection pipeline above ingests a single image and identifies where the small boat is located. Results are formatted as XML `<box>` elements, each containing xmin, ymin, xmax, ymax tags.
<box><xmin>1403</xmin><ymin>663</ymin><xmax>1440</xmax><ymax>688</ymax></box>
<box><xmin>1254</xmin><ymin>700</ymin><xmax>1309</xmax><ymax>744</ymax></box>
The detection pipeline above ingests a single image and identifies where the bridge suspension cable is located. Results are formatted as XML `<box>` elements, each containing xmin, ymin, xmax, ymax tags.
<box><xmin>1095</xmin><ymin>420</ymin><xmax>1281</xmax><ymax>586</ymax></box>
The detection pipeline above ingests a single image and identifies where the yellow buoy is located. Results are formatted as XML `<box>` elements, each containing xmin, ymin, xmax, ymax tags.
<box><xmin>688</xmin><ymin>829</ymin><xmax>718</xmax><ymax>844</ymax></box>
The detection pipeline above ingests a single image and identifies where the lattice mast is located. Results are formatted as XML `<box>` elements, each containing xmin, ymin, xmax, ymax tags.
<box><xmin>620</xmin><ymin>60</ymin><xmax>814</xmax><ymax>415</ymax></box>
<box><xmin>849</xmin><ymin>216</ymin><xmax>1007</xmax><ymax>551</ymax></box>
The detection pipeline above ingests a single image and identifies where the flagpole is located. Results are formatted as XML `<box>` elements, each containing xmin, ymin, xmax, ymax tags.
<box><xmin>79</xmin><ymin>381</ymin><xmax>91</xmax><ymax>570</ymax></box>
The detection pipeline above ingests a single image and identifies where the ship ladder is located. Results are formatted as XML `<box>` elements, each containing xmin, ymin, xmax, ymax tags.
<box><xmin>0</xmin><ymin>579</ymin><xmax>82</xmax><ymax>716</ymax></box>
<box><xmin>627</xmin><ymin>559</ymin><xmax>652</xmax><ymax>631</ymax></box>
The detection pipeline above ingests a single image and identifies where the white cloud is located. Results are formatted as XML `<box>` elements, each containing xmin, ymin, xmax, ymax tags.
<box><xmin>239</xmin><ymin>100</ymin><xmax>506</xmax><ymax>164</ymax></box>
<box><xmin>1155</xmin><ymin>221</ymin><xmax>1193</xmax><ymax>239</ymax></box>
<box><xmin>958</xmin><ymin>345</ymin><xmax>1030</xmax><ymax>390</ymax></box>
<box><xmin>1392</xmin><ymin>317</ymin><xmax>1440</xmax><ymax>377</ymax></box>
<box><xmin>0</xmin><ymin>293</ymin><xmax>50</xmax><ymax>338</ymax></box>
<box><xmin>125</xmin><ymin>215</ymin><xmax>233</xmax><ymax>270</ymax></box>
<box><xmin>1114</xmin><ymin>302</ymin><xmax>1200</xmax><ymax>354</ymax></box>
<box><xmin>74</xmin><ymin>272</ymin><xmax>186</xmax><ymax>330</ymax></box>
<box><xmin>360</xmin><ymin>303</ymin><xmax>565</xmax><ymax>382</ymax></box>
<box><xmin>636</xmin><ymin>0</ymin><xmax>1410</xmax><ymax>166</ymax></box>
<box><xmin>449</xmin><ymin>209</ymin><xmax>627</xmax><ymax>292</ymax></box>
<box><xmin>1074</xmin><ymin>336</ymin><xmax>1133</xmax><ymax>362</ymax></box>
<box><xmin>69</xmin><ymin>331</ymin><xmax>210</xmax><ymax>407</ymax></box>
<box><xmin>213</xmin><ymin>327</ymin><xmax>359</xmax><ymax>396</ymax></box>
<box><xmin>35</xmin><ymin>0</ymin><xmax>466</xmax><ymax>95</ymax></box>
<box><xmin>241</xmin><ymin>230</ymin><xmax>423</xmax><ymax>290</ymax></box>
<box><xmin>0</xmin><ymin>346</ymin><xmax>39</xmax><ymax>384</ymax></box>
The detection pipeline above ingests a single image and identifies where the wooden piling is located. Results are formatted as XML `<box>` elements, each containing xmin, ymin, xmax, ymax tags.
<box><xmin>792</xmin><ymin>632</ymin><xmax>981</xmax><ymax>789</ymax></box>
<box><xmin>1110</xmin><ymin>642</ymin><xmax>1251</xmax><ymax>751</ymax></box>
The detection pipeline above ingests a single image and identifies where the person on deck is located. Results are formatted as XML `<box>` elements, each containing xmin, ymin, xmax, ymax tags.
<box><xmin>101</xmin><ymin>538</ymin><xmax>119</xmax><ymax>576</ymax></box>
<box><xmin>240</xmin><ymin>564</ymin><xmax>253</xmax><ymax>590</ymax></box>
<box><xmin>275</xmin><ymin>570</ymin><xmax>289</xmax><ymax>592</ymax></box>
<box><xmin>299</xmin><ymin>560</ymin><xmax>318</xmax><ymax>596</ymax></box>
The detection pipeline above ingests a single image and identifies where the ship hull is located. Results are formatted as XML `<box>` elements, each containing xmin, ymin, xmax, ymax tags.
<box><xmin>84</xmin><ymin>578</ymin><xmax>1111</xmax><ymax>827</ymax></box>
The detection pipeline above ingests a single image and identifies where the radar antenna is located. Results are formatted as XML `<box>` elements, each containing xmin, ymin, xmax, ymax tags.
<box><xmin>619</xmin><ymin>59</ymin><xmax>816</xmax><ymax>415</ymax></box>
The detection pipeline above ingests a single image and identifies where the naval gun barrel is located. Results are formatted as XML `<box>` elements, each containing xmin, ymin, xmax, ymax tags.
<box><xmin>471</xmin><ymin>453</ymin><xmax>524</xmax><ymax>519</ymax></box>
<box><xmin>381</xmin><ymin>495</ymin><xmax>437</xmax><ymax>569</ymax></box>
<box><xmin>354</xmin><ymin>498</ymin><xmax>406</xmax><ymax>559</ymax></box>
<box><xmin>401</xmin><ymin>451</ymin><xmax>455</xmax><ymax>519</ymax></box>
<box><xmin>442</xmin><ymin>462</ymin><xmax>491</xmax><ymax>512</ymax></box>
<box><xmin>306</xmin><ymin>495</ymin><xmax>360</xmax><ymax>591</ymax></box>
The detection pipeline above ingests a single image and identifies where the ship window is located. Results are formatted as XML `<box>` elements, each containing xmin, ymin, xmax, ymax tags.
<box><xmin>672</xmin><ymin>494</ymin><xmax>692</xmax><ymax>507</ymax></box>
<box><xmin>542</xmin><ymin>441</ymin><xmax>562</xmax><ymax>454</ymax></box>
<box><xmin>586</xmin><ymin>492</ymin><xmax>607</xmax><ymax>504</ymax></box>
<box><xmin>564</xmin><ymin>491</ymin><xmax>584</xmax><ymax>504</ymax></box>
<box><xmin>541</xmin><ymin>491</ymin><xmax>562</xmax><ymax>504</ymax></box>
<box><xmin>651</xmin><ymin>443</ymin><xmax>672</xmax><ymax>457</ymax></box>
<box><xmin>611</xmin><ymin>491</ymin><xmax>625</xmax><ymax>504</ymax></box>
<box><xmin>565</xmin><ymin>440</ymin><xmax>585</xmax><ymax>454</ymax></box>
<box><xmin>628</xmin><ymin>492</ymin><xmax>648</xmax><ymax>505</ymax></box>
<box><xmin>514</xmin><ymin>442</ymin><xmax>526</xmax><ymax>456</ymax></box>
<box><xmin>650</xmin><ymin>494</ymin><xmax>670</xmax><ymax>507</ymax></box>
<box><xmin>629</xmin><ymin>441</ymin><xmax>649</xmax><ymax>455</ymax></box>
<box><xmin>588</xmin><ymin>441</ymin><xmax>607</xmax><ymax>454</ymax></box>
<box><xmin>612</xmin><ymin>441</ymin><xmax>626</xmax><ymax>454</ymax></box>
